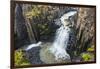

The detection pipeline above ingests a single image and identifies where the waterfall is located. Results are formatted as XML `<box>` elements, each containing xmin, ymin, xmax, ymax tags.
<box><xmin>49</xmin><ymin>25</ymin><xmax>71</xmax><ymax>60</ymax></box>
<box><xmin>53</xmin><ymin>10</ymin><xmax>77</xmax><ymax>50</ymax></box>
<box><xmin>53</xmin><ymin>26</ymin><xmax>70</xmax><ymax>50</ymax></box>
<box><xmin>49</xmin><ymin>10</ymin><xmax>77</xmax><ymax>60</ymax></box>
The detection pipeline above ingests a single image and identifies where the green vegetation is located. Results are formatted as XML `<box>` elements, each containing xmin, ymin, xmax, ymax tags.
<box><xmin>25</xmin><ymin>5</ymin><xmax>54</xmax><ymax>37</ymax></box>
<box><xmin>14</xmin><ymin>49</ymin><xmax>30</xmax><ymax>66</ymax></box>
<box><xmin>81</xmin><ymin>53</ymin><xmax>94</xmax><ymax>61</ymax></box>
<box><xmin>25</xmin><ymin>8</ymin><xmax>41</xmax><ymax>19</ymax></box>
<box><xmin>38</xmin><ymin>23</ymin><xmax>52</xmax><ymax>35</ymax></box>
<box><xmin>87</xmin><ymin>45</ymin><xmax>95</xmax><ymax>52</ymax></box>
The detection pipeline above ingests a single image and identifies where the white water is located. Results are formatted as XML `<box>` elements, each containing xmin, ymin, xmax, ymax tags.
<box><xmin>49</xmin><ymin>26</ymin><xmax>71</xmax><ymax>60</ymax></box>
<box><xmin>53</xmin><ymin>26</ymin><xmax>70</xmax><ymax>49</ymax></box>
<box><xmin>49</xmin><ymin>11</ymin><xmax>77</xmax><ymax>60</ymax></box>
<box><xmin>25</xmin><ymin>41</ymin><xmax>42</xmax><ymax>51</ymax></box>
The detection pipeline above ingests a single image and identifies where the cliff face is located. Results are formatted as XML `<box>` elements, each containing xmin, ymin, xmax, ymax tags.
<box><xmin>14</xmin><ymin>4</ymin><xmax>30</xmax><ymax>49</ymax></box>
<box><xmin>75</xmin><ymin>8</ymin><xmax>95</xmax><ymax>55</ymax></box>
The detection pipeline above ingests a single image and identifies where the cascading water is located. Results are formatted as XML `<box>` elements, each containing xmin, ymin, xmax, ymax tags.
<box><xmin>49</xmin><ymin>10</ymin><xmax>77</xmax><ymax>61</ymax></box>
<box><xmin>53</xmin><ymin>26</ymin><xmax>70</xmax><ymax>50</ymax></box>
<box><xmin>49</xmin><ymin>25</ymin><xmax>71</xmax><ymax>60</ymax></box>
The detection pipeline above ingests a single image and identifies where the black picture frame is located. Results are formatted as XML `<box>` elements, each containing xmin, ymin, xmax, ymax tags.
<box><xmin>10</xmin><ymin>1</ymin><xmax>96</xmax><ymax>69</ymax></box>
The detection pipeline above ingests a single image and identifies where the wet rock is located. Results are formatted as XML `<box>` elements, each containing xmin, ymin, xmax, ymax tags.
<box><xmin>25</xmin><ymin>47</ymin><xmax>44</xmax><ymax>64</ymax></box>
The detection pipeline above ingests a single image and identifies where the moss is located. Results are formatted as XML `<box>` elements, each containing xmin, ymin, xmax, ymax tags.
<box><xmin>87</xmin><ymin>45</ymin><xmax>95</xmax><ymax>52</ymax></box>
<box><xmin>25</xmin><ymin>7</ymin><xmax>41</xmax><ymax>19</ymax></box>
<box><xmin>14</xmin><ymin>49</ymin><xmax>30</xmax><ymax>66</ymax></box>
<box><xmin>81</xmin><ymin>53</ymin><xmax>94</xmax><ymax>61</ymax></box>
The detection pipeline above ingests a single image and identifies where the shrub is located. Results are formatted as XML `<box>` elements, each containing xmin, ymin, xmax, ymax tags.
<box><xmin>14</xmin><ymin>49</ymin><xmax>30</xmax><ymax>66</ymax></box>
<box><xmin>81</xmin><ymin>53</ymin><xmax>94</xmax><ymax>61</ymax></box>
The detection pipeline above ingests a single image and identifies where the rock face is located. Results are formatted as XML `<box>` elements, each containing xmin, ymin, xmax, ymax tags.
<box><xmin>75</xmin><ymin>8</ymin><xmax>95</xmax><ymax>54</ymax></box>
<box><xmin>14</xmin><ymin>4</ymin><xmax>30</xmax><ymax>49</ymax></box>
<box><xmin>25</xmin><ymin>47</ymin><xmax>43</xmax><ymax>64</ymax></box>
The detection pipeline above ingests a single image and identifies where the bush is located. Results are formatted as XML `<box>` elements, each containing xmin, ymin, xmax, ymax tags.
<box><xmin>14</xmin><ymin>49</ymin><xmax>30</xmax><ymax>66</ymax></box>
<box><xmin>81</xmin><ymin>53</ymin><xmax>94</xmax><ymax>61</ymax></box>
